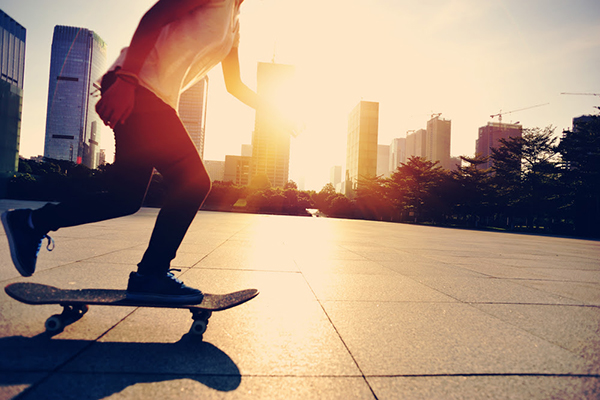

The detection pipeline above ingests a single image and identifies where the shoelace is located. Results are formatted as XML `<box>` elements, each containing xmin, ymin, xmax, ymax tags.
<box><xmin>166</xmin><ymin>268</ymin><xmax>183</xmax><ymax>285</ymax></box>
<box><xmin>44</xmin><ymin>234</ymin><xmax>55</xmax><ymax>251</ymax></box>
<box><xmin>36</xmin><ymin>234</ymin><xmax>55</xmax><ymax>256</ymax></box>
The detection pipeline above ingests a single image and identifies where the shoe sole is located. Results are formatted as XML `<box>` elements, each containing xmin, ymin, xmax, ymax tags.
<box><xmin>125</xmin><ymin>292</ymin><xmax>204</xmax><ymax>304</ymax></box>
<box><xmin>1</xmin><ymin>211</ymin><xmax>33</xmax><ymax>277</ymax></box>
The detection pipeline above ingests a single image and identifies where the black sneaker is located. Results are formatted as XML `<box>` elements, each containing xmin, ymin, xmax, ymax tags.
<box><xmin>126</xmin><ymin>269</ymin><xmax>204</xmax><ymax>304</ymax></box>
<box><xmin>1</xmin><ymin>209</ymin><xmax>54</xmax><ymax>277</ymax></box>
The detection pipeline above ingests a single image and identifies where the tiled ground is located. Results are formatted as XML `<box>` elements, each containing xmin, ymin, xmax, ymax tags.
<box><xmin>0</xmin><ymin>200</ymin><xmax>599</xmax><ymax>399</ymax></box>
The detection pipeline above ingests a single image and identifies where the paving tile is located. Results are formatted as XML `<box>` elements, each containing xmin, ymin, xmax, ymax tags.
<box><xmin>197</xmin><ymin>241</ymin><xmax>298</xmax><ymax>272</ymax></box>
<box><xmin>490</xmin><ymin>250</ymin><xmax>599</xmax><ymax>271</ymax></box>
<box><xmin>22</xmin><ymin>374</ymin><xmax>375</xmax><ymax>400</ymax></box>
<box><xmin>290</xmin><ymin>244</ymin><xmax>369</xmax><ymax>262</ymax></box>
<box><xmin>472</xmin><ymin>304</ymin><xmax>600</xmax><ymax>370</ymax></box>
<box><xmin>338</xmin><ymin>245</ymin><xmax>408</xmax><ymax>262</ymax></box>
<box><xmin>296</xmin><ymin>259</ymin><xmax>396</xmax><ymax>276</ymax></box>
<box><xmin>180</xmin><ymin>269</ymin><xmax>315</xmax><ymax>304</ymax></box>
<box><xmin>368</xmin><ymin>376</ymin><xmax>600</xmax><ymax>400</ymax></box>
<box><xmin>534</xmin><ymin>268</ymin><xmax>600</xmax><ymax>283</ymax></box>
<box><xmin>0</xmin><ymin>333</ymin><xmax>95</xmax><ymax>372</ymax></box>
<box><xmin>0</xmin><ymin>372</ymin><xmax>48</xmax><ymax>400</ymax></box>
<box><xmin>33</xmin><ymin>237</ymin><xmax>142</xmax><ymax>272</ymax></box>
<box><xmin>323</xmin><ymin>301</ymin><xmax>594</xmax><ymax>376</ymax></box>
<box><xmin>514</xmin><ymin>280</ymin><xmax>600</xmax><ymax>305</ymax></box>
<box><xmin>379</xmin><ymin>259</ymin><xmax>487</xmax><ymax>278</ymax></box>
<box><xmin>455</xmin><ymin>263</ymin><xmax>560</xmax><ymax>280</ymax></box>
<box><xmin>7</xmin><ymin>261</ymin><xmax>137</xmax><ymax>290</ymax></box>
<box><xmin>304</xmin><ymin>272</ymin><xmax>457</xmax><ymax>302</ymax></box>
<box><xmin>416</xmin><ymin>276</ymin><xmax>581</xmax><ymax>304</ymax></box>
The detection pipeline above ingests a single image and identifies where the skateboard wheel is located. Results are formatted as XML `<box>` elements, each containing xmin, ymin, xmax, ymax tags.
<box><xmin>45</xmin><ymin>315</ymin><xmax>64</xmax><ymax>332</ymax></box>
<box><xmin>190</xmin><ymin>320</ymin><xmax>207</xmax><ymax>336</ymax></box>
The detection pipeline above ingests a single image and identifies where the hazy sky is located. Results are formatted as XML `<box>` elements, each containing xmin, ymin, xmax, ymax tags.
<box><xmin>1</xmin><ymin>0</ymin><xmax>599</xmax><ymax>190</ymax></box>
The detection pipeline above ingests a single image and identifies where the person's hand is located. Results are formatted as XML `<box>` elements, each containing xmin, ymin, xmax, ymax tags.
<box><xmin>96</xmin><ymin>79</ymin><xmax>136</xmax><ymax>129</ymax></box>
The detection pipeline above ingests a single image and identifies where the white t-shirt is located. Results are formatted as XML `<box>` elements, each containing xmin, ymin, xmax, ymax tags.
<box><xmin>108</xmin><ymin>0</ymin><xmax>242</xmax><ymax>110</ymax></box>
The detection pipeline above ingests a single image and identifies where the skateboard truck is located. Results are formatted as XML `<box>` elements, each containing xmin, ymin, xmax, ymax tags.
<box><xmin>189</xmin><ymin>309</ymin><xmax>212</xmax><ymax>336</ymax></box>
<box><xmin>45</xmin><ymin>303</ymin><xmax>90</xmax><ymax>333</ymax></box>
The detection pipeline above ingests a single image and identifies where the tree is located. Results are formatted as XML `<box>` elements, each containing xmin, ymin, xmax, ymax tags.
<box><xmin>451</xmin><ymin>154</ymin><xmax>492</xmax><ymax>226</ymax></box>
<box><xmin>354</xmin><ymin>175</ymin><xmax>393</xmax><ymax>221</ymax></box>
<box><xmin>249</xmin><ymin>173</ymin><xmax>271</xmax><ymax>192</ymax></box>
<box><xmin>388</xmin><ymin>157</ymin><xmax>447</xmax><ymax>222</ymax></box>
<box><xmin>558</xmin><ymin>116</ymin><xmax>600</xmax><ymax>236</ymax></box>
<box><xmin>313</xmin><ymin>183</ymin><xmax>337</xmax><ymax>212</ymax></box>
<box><xmin>284</xmin><ymin>180</ymin><xmax>298</xmax><ymax>190</ymax></box>
<box><xmin>491</xmin><ymin>126</ymin><xmax>561</xmax><ymax>230</ymax></box>
<box><xmin>203</xmin><ymin>181</ymin><xmax>245</xmax><ymax>211</ymax></box>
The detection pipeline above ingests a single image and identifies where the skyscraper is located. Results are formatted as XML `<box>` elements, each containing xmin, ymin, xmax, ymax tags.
<box><xmin>0</xmin><ymin>10</ymin><xmax>26</xmax><ymax>175</ymax></box>
<box><xmin>389</xmin><ymin>137</ymin><xmax>406</xmax><ymax>173</ymax></box>
<box><xmin>44</xmin><ymin>25</ymin><xmax>106</xmax><ymax>169</ymax></box>
<box><xmin>204</xmin><ymin>160</ymin><xmax>225</xmax><ymax>181</ymax></box>
<box><xmin>224</xmin><ymin>155</ymin><xmax>251</xmax><ymax>186</ymax></box>
<box><xmin>330</xmin><ymin>165</ymin><xmax>342</xmax><ymax>187</ymax></box>
<box><xmin>377</xmin><ymin>144</ymin><xmax>390</xmax><ymax>177</ymax></box>
<box><xmin>179</xmin><ymin>76</ymin><xmax>208</xmax><ymax>157</ymax></box>
<box><xmin>476</xmin><ymin>122</ymin><xmax>522</xmax><ymax>169</ymax></box>
<box><xmin>346</xmin><ymin>100</ymin><xmax>379</xmax><ymax>191</ymax></box>
<box><xmin>426</xmin><ymin>114</ymin><xmax>451</xmax><ymax>169</ymax></box>
<box><xmin>406</xmin><ymin>128</ymin><xmax>426</xmax><ymax>160</ymax></box>
<box><xmin>250</xmin><ymin>62</ymin><xmax>294</xmax><ymax>188</ymax></box>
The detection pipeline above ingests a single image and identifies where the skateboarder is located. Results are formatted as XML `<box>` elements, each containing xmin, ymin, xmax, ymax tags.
<box><xmin>2</xmin><ymin>0</ymin><xmax>266</xmax><ymax>303</ymax></box>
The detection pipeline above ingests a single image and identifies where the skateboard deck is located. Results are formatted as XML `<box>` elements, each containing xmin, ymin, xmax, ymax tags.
<box><xmin>5</xmin><ymin>282</ymin><xmax>259</xmax><ymax>338</ymax></box>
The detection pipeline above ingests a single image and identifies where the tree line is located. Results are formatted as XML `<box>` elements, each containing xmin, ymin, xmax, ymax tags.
<box><xmin>6</xmin><ymin>115</ymin><xmax>599</xmax><ymax>237</ymax></box>
<box><xmin>323</xmin><ymin>118</ymin><xmax>599</xmax><ymax>237</ymax></box>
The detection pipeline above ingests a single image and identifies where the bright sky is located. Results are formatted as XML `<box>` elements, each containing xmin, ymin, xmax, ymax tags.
<box><xmin>1</xmin><ymin>0</ymin><xmax>599</xmax><ymax>190</ymax></box>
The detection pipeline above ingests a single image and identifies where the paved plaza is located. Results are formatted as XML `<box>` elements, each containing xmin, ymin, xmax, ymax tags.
<box><xmin>0</xmin><ymin>199</ymin><xmax>599</xmax><ymax>399</ymax></box>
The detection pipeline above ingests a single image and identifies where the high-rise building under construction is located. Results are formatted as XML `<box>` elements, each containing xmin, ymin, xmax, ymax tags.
<box><xmin>476</xmin><ymin>122</ymin><xmax>522</xmax><ymax>170</ymax></box>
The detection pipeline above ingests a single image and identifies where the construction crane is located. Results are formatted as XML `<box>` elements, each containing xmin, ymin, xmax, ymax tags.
<box><xmin>560</xmin><ymin>92</ymin><xmax>599</xmax><ymax>97</ymax></box>
<box><xmin>561</xmin><ymin>93</ymin><xmax>600</xmax><ymax>110</ymax></box>
<box><xmin>490</xmin><ymin>103</ymin><xmax>549</xmax><ymax>124</ymax></box>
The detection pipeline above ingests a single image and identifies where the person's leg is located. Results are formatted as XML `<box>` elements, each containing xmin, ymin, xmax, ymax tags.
<box><xmin>31</xmin><ymin>164</ymin><xmax>153</xmax><ymax>234</ymax></box>
<box><xmin>134</xmin><ymin>102</ymin><xmax>212</xmax><ymax>276</ymax></box>
<box><xmin>123</xmin><ymin>94</ymin><xmax>211</xmax><ymax>303</ymax></box>
<box><xmin>2</xmin><ymin>72</ymin><xmax>155</xmax><ymax>277</ymax></box>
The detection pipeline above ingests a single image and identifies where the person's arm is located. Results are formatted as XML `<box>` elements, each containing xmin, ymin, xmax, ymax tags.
<box><xmin>221</xmin><ymin>47</ymin><xmax>261</xmax><ymax>109</ymax></box>
<box><xmin>222</xmin><ymin>47</ymin><xmax>303</xmax><ymax>136</ymax></box>
<box><xmin>97</xmin><ymin>0</ymin><xmax>211</xmax><ymax>128</ymax></box>
<box><xmin>122</xmin><ymin>0</ymin><xmax>212</xmax><ymax>75</ymax></box>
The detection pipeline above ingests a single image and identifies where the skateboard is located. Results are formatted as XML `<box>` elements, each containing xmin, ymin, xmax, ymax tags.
<box><xmin>5</xmin><ymin>282</ymin><xmax>259</xmax><ymax>338</ymax></box>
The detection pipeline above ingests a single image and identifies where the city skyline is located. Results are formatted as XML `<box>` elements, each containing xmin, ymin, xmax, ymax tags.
<box><xmin>0</xmin><ymin>0</ymin><xmax>598</xmax><ymax>190</ymax></box>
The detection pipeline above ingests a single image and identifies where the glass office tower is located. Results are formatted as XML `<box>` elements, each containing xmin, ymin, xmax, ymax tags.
<box><xmin>44</xmin><ymin>25</ymin><xmax>106</xmax><ymax>169</ymax></box>
<box><xmin>0</xmin><ymin>9</ymin><xmax>26</xmax><ymax>175</ymax></box>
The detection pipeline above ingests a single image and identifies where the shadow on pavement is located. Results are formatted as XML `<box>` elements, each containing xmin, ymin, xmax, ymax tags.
<box><xmin>0</xmin><ymin>333</ymin><xmax>241</xmax><ymax>399</ymax></box>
